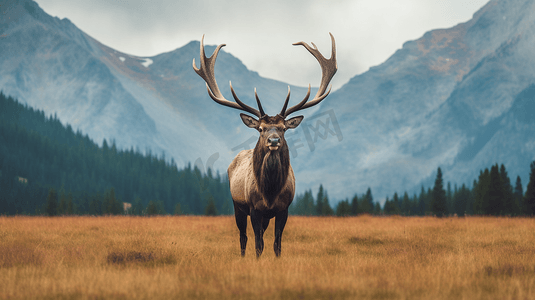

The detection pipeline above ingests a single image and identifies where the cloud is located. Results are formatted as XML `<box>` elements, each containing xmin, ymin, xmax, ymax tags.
<box><xmin>36</xmin><ymin>0</ymin><xmax>488</xmax><ymax>89</ymax></box>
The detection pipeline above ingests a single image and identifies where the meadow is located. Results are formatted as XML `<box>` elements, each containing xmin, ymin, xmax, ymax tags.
<box><xmin>1</xmin><ymin>215</ymin><xmax>534</xmax><ymax>299</ymax></box>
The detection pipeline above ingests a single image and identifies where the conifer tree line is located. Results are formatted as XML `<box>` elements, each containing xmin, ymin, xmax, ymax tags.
<box><xmin>1</xmin><ymin>92</ymin><xmax>535</xmax><ymax>217</ymax></box>
<box><xmin>0</xmin><ymin>92</ymin><xmax>231</xmax><ymax>216</ymax></box>
<box><xmin>290</xmin><ymin>164</ymin><xmax>535</xmax><ymax>217</ymax></box>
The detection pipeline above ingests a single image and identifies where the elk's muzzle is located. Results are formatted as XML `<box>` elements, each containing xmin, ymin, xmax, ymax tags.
<box><xmin>267</xmin><ymin>136</ymin><xmax>281</xmax><ymax>151</ymax></box>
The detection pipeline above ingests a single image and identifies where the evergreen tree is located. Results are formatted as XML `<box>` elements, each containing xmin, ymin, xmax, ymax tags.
<box><xmin>45</xmin><ymin>188</ymin><xmax>58</xmax><ymax>216</ymax></box>
<box><xmin>488</xmin><ymin>164</ymin><xmax>504</xmax><ymax>215</ymax></box>
<box><xmin>205</xmin><ymin>198</ymin><xmax>218</xmax><ymax>216</ymax></box>
<box><xmin>417</xmin><ymin>186</ymin><xmax>426</xmax><ymax>216</ymax></box>
<box><xmin>366</xmin><ymin>188</ymin><xmax>374</xmax><ymax>210</ymax></box>
<box><xmin>500</xmin><ymin>164</ymin><xmax>514</xmax><ymax>215</ymax></box>
<box><xmin>524</xmin><ymin>161</ymin><xmax>535</xmax><ymax>215</ymax></box>
<box><xmin>303</xmin><ymin>189</ymin><xmax>316</xmax><ymax>216</ymax></box>
<box><xmin>514</xmin><ymin>176</ymin><xmax>523</xmax><ymax>215</ymax></box>
<box><xmin>453</xmin><ymin>184</ymin><xmax>471</xmax><ymax>216</ymax></box>
<box><xmin>446</xmin><ymin>182</ymin><xmax>453</xmax><ymax>215</ymax></box>
<box><xmin>131</xmin><ymin>196</ymin><xmax>143</xmax><ymax>216</ymax></box>
<box><xmin>146</xmin><ymin>200</ymin><xmax>160</xmax><ymax>216</ymax></box>
<box><xmin>89</xmin><ymin>193</ymin><xmax>102</xmax><ymax>215</ymax></box>
<box><xmin>373</xmin><ymin>202</ymin><xmax>382</xmax><ymax>215</ymax></box>
<box><xmin>289</xmin><ymin>189</ymin><xmax>315</xmax><ymax>216</ymax></box>
<box><xmin>321</xmin><ymin>192</ymin><xmax>334</xmax><ymax>216</ymax></box>
<box><xmin>316</xmin><ymin>185</ymin><xmax>324</xmax><ymax>216</ymax></box>
<box><xmin>431</xmin><ymin>167</ymin><xmax>447</xmax><ymax>217</ymax></box>
<box><xmin>474</xmin><ymin>169</ymin><xmax>490</xmax><ymax>214</ymax></box>
<box><xmin>383</xmin><ymin>196</ymin><xmax>393</xmax><ymax>215</ymax></box>
<box><xmin>465</xmin><ymin>179</ymin><xmax>477</xmax><ymax>215</ymax></box>
<box><xmin>174</xmin><ymin>203</ymin><xmax>182</xmax><ymax>215</ymax></box>
<box><xmin>390</xmin><ymin>192</ymin><xmax>401</xmax><ymax>215</ymax></box>
<box><xmin>402</xmin><ymin>192</ymin><xmax>410</xmax><ymax>215</ymax></box>
<box><xmin>66</xmin><ymin>192</ymin><xmax>74</xmax><ymax>215</ymax></box>
<box><xmin>58</xmin><ymin>188</ymin><xmax>67</xmax><ymax>215</ymax></box>
<box><xmin>350</xmin><ymin>194</ymin><xmax>359</xmax><ymax>215</ymax></box>
<box><xmin>104</xmin><ymin>188</ymin><xmax>122</xmax><ymax>215</ymax></box>
<box><xmin>336</xmin><ymin>199</ymin><xmax>351</xmax><ymax>216</ymax></box>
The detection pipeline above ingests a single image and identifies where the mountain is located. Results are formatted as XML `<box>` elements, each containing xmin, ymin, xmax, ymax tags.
<box><xmin>1</xmin><ymin>0</ymin><xmax>534</xmax><ymax>202</ymax></box>
<box><xmin>0</xmin><ymin>0</ymin><xmax>313</xmax><ymax>172</ymax></box>
<box><xmin>300</xmin><ymin>0</ymin><xmax>535</xmax><ymax>200</ymax></box>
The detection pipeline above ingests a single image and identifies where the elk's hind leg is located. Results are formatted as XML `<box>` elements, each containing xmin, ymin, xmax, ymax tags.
<box><xmin>234</xmin><ymin>202</ymin><xmax>248</xmax><ymax>256</ymax></box>
<box><xmin>274</xmin><ymin>209</ymin><xmax>288</xmax><ymax>257</ymax></box>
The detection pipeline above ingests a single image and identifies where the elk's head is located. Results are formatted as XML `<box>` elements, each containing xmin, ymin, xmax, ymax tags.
<box><xmin>193</xmin><ymin>33</ymin><xmax>337</xmax><ymax>154</ymax></box>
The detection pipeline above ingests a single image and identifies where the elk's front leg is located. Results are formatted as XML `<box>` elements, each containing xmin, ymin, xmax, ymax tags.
<box><xmin>274</xmin><ymin>209</ymin><xmax>288</xmax><ymax>257</ymax></box>
<box><xmin>234</xmin><ymin>203</ymin><xmax>248</xmax><ymax>256</ymax></box>
<box><xmin>250</xmin><ymin>208</ymin><xmax>265</xmax><ymax>257</ymax></box>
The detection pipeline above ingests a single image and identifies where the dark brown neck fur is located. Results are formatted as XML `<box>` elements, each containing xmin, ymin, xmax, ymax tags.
<box><xmin>253</xmin><ymin>141</ymin><xmax>290</xmax><ymax>205</ymax></box>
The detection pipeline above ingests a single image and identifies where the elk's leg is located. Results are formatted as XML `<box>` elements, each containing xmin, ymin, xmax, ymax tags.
<box><xmin>274</xmin><ymin>209</ymin><xmax>288</xmax><ymax>257</ymax></box>
<box><xmin>250</xmin><ymin>208</ymin><xmax>265</xmax><ymax>258</ymax></box>
<box><xmin>234</xmin><ymin>203</ymin><xmax>248</xmax><ymax>256</ymax></box>
<box><xmin>262</xmin><ymin>217</ymin><xmax>270</xmax><ymax>232</ymax></box>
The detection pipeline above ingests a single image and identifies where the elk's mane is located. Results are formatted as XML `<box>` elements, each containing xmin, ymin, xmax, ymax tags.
<box><xmin>253</xmin><ymin>141</ymin><xmax>290</xmax><ymax>206</ymax></box>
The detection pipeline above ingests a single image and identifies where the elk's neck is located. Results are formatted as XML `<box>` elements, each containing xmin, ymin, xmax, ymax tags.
<box><xmin>253</xmin><ymin>143</ymin><xmax>290</xmax><ymax>204</ymax></box>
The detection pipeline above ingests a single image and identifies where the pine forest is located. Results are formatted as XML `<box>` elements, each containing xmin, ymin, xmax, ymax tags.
<box><xmin>1</xmin><ymin>92</ymin><xmax>534</xmax><ymax>217</ymax></box>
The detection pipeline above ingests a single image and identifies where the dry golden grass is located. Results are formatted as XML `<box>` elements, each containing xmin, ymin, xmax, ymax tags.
<box><xmin>1</xmin><ymin>215</ymin><xmax>534</xmax><ymax>299</ymax></box>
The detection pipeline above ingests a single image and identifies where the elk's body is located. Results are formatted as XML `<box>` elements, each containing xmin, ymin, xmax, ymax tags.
<box><xmin>193</xmin><ymin>34</ymin><xmax>337</xmax><ymax>257</ymax></box>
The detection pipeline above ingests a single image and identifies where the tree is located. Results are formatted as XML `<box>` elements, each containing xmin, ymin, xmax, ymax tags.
<box><xmin>58</xmin><ymin>188</ymin><xmax>66</xmax><ymax>215</ymax></box>
<box><xmin>66</xmin><ymin>192</ymin><xmax>74</xmax><ymax>215</ymax></box>
<box><xmin>524</xmin><ymin>161</ymin><xmax>535</xmax><ymax>216</ymax></box>
<box><xmin>302</xmin><ymin>189</ymin><xmax>316</xmax><ymax>216</ymax></box>
<box><xmin>431</xmin><ymin>167</ymin><xmax>447</xmax><ymax>217</ymax></box>
<box><xmin>500</xmin><ymin>164</ymin><xmax>514</xmax><ymax>215</ymax></box>
<box><xmin>446</xmin><ymin>182</ymin><xmax>453</xmax><ymax>215</ymax></box>
<box><xmin>321</xmin><ymin>191</ymin><xmax>334</xmax><ymax>216</ymax></box>
<box><xmin>365</xmin><ymin>188</ymin><xmax>374</xmax><ymax>212</ymax></box>
<box><xmin>391</xmin><ymin>192</ymin><xmax>401</xmax><ymax>215</ymax></box>
<box><xmin>174</xmin><ymin>203</ymin><xmax>182</xmax><ymax>215</ymax></box>
<box><xmin>417</xmin><ymin>186</ymin><xmax>427</xmax><ymax>216</ymax></box>
<box><xmin>402</xmin><ymin>192</ymin><xmax>410</xmax><ymax>215</ymax></box>
<box><xmin>373</xmin><ymin>202</ymin><xmax>382</xmax><ymax>215</ymax></box>
<box><xmin>316</xmin><ymin>185</ymin><xmax>324</xmax><ymax>216</ymax></box>
<box><xmin>514</xmin><ymin>176</ymin><xmax>523</xmax><ymax>215</ymax></box>
<box><xmin>205</xmin><ymin>198</ymin><xmax>218</xmax><ymax>216</ymax></box>
<box><xmin>336</xmin><ymin>199</ymin><xmax>351</xmax><ymax>216</ymax></box>
<box><xmin>45</xmin><ymin>188</ymin><xmax>58</xmax><ymax>216</ymax></box>
<box><xmin>146</xmin><ymin>200</ymin><xmax>161</xmax><ymax>216</ymax></box>
<box><xmin>487</xmin><ymin>164</ymin><xmax>504</xmax><ymax>215</ymax></box>
<box><xmin>453</xmin><ymin>184</ymin><xmax>470</xmax><ymax>216</ymax></box>
<box><xmin>350</xmin><ymin>194</ymin><xmax>359</xmax><ymax>215</ymax></box>
<box><xmin>383</xmin><ymin>197</ymin><xmax>393</xmax><ymax>215</ymax></box>
<box><xmin>474</xmin><ymin>169</ymin><xmax>490</xmax><ymax>215</ymax></box>
<box><xmin>131</xmin><ymin>196</ymin><xmax>143</xmax><ymax>216</ymax></box>
<box><xmin>289</xmin><ymin>189</ymin><xmax>315</xmax><ymax>216</ymax></box>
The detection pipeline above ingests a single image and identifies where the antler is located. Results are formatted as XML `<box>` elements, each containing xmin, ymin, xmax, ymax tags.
<box><xmin>193</xmin><ymin>35</ymin><xmax>265</xmax><ymax>118</ymax></box>
<box><xmin>280</xmin><ymin>33</ymin><xmax>337</xmax><ymax>118</ymax></box>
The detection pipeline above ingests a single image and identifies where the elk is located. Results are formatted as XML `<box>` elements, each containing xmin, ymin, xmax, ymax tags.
<box><xmin>193</xmin><ymin>33</ymin><xmax>337</xmax><ymax>257</ymax></box>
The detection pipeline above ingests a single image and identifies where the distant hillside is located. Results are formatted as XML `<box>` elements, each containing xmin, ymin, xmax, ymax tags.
<box><xmin>299</xmin><ymin>0</ymin><xmax>535</xmax><ymax>200</ymax></box>
<box><xmin>0</xmin><ymin>92</ymin><xmax>232</xmax><ymax>215</ymax></box>
<box><xmin>2</xmin><ymin>0</ymin><xmax>534</xmax><ymax>202</ymax></box>
<box><xmin>0</xmin><ymin>0</ymin><xmax>313</xmax><ymax>172</ymax></box>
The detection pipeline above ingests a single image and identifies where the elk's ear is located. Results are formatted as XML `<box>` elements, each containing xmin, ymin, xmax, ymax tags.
<box><xmin>285</xmin><ymin>115</ymin><xmax>304</xmax><ymax>129</ymax></box>
<box><xmin>240</xmin><ymin>113</ymin><xmax>259</xmax><ymax>128</ymax></box>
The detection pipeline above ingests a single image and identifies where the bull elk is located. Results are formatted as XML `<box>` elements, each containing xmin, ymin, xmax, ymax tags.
<box><xmin>193</xmin><ymin>33</ymin><xmax>337</xmax><ymax>257</ymax></box>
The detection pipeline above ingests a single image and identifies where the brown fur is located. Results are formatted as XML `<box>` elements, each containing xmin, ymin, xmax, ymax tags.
<box><xmin>228</xmin><ymin>116</ymin><xmax>294</xmax><ymax>211</ymax></box>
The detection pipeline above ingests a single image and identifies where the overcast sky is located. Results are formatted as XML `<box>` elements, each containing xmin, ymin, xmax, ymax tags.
<box><xmin>36</xmin><ymin>0</ymin><xmax>489</xmax><ymax>90</ymax></box>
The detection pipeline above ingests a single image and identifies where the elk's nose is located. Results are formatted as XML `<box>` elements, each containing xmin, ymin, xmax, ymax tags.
<box><xmin>268</xmin><ymin>137</ymin><xmax>280</xmax><ymax>146</ymax></box>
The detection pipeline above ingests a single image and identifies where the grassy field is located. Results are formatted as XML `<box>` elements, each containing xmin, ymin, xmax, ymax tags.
<box><xmin>1</xmin><ymin>215</ymin><xmax>534</xmax><ymax>299</ymax></box>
